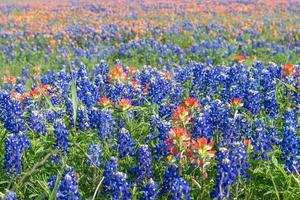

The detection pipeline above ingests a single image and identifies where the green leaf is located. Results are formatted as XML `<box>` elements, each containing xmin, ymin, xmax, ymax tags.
<box><xmin>71</xmin><ymin>78</ymin><xmax>78</xmax><ymax>127</ymax></box>
<box><xmin>49</xmin><ymin>172</ymin><xmax>62</xmax><ymax>200</ymax></box>
<box><xmin>278</xmin><ymin>79</ymin><xmax>300</xmax><ymax>94</ymax></box>
<box><xmin>272</xmin><ymin>156</ymin><xmax>278</xmax><ymax>167</ymax></box>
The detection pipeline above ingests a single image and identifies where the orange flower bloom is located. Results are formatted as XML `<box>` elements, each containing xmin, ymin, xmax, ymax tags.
<box><xmin>231</xmin><ymin>98</ymin><xmax>243</xmax><ymax>107</ymax></box>
<box><xmin>165</xmin><ymin>127</ymin><xmax>191</xmax><ymax>147</ymax></box>
<box><xmin>3</xmin><ymin>76</ymin><xmax>16</xmax><ymax>85</ymax></box>
<box><xmin>184</xmin><ymin>97</ymin><xmax>200</xmax><ymax>109</ymax></box>
<box><xmin>128</xmin><ymin>66</ymin><xmax>138</xmax><ymax>75</ymax></box>
<box><xmin>282</xmin><ymin>63</ymin><xmax>295</xmax><ymax>77</ymax></box>
<box><xmin>118</xmin><ymin>98</ymin><xmax>132</xmax><ymax>110</ymax></box>
<box><xmin>109</xmin><ymin>64</ymin><xmax>127</xmax><ymax>82</ymax></box>
<box><xmin>243</xmin><ymin>138</ymin><xmax>251</xmax><ymax>146</ymax></box>
<box><xmin>172</xmin><ymin>104</ymin><xmax>191</xmax><ymax>125</ymax></box>
<box><xmin>191</xmin><ymin>138</ymin><xmax>214</xmax><ymax>152</ymax></box>
<box><xmin>234</xmin><ymin>54</ymin><xmax>246</xmax><ymax>62</ymax></box>
<box><xmin>131</xmin><ymin>80</ymin><xmax>140</xmax><ymax>90</ymax></box>
<box><xmin>163</xmin><ymin>72</ymin><xmax>173</xmax><ymax>79</ymax></box>
<box><xmin>29</xmin><ymin>89</ymin><xmax>41</xmax><ymax>99</ymax></box>
<box><xmin>99</xmin><ymin>97</ymin><xmax>112</xmax><ymax>106</ymax></box>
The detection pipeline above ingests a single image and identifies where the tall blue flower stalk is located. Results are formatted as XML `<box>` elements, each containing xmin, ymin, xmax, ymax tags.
<box><xmin>281</xmin><ymin>109</ymin><xmax>300</xmax><ymax>173</ymax></box>
<box><xmin>135</xmin><ymin>145</ymin><xmax>153</xmax><ymax>182</ymax></box>
<box><xmin>160</xmin><ymin>164</ymin><xmax>191</xmax><ymax>199</ymax></box>
<box><xmin>54</xmin><ymin>119</ymin><xmax>70</xmax><ymax>152</ymax></box>
<box><xmin>103</xmin><ymin>157</ymin><xmax>132</xmax><ymax>200</ymax></box>
<box><xmin>211</xmin><ymin>141</ymin><xmax>249</xmax><ymax>199</ymax></box>
<box><xmin>48</xmin><ymin>168</ymin><xmax>81</xmax><ymax>200</ymax></box>
<box><xmin>117</xmin><ymin>128</ymin><xmax>135</xmax><ymax>158</ymax></box>
<box><xmin>89</xmin><ymin>108</ymin><xmax>116</xmax><ymax>141</ymax></box>
<box><xmin>140</xmin><ymin>179</ymin><xmax>159</xmax><ymax>200</ymax></box>
<box><xmin>4</xmin><ymin>191</ymin><xmax>17</xmax><ymax>200</ymax></box>
<box><xmin>87</xmin><ymin>142</ymin><xmax>104</xmax><ymax>168</ymax></box>
<box><xmin>0</xmin><ymin>90</ymin><xmax>30</xmax><ymax>175</ymax></box>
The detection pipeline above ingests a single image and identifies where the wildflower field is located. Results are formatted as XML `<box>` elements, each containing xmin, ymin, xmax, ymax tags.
<box><xmin>0</xmin><ymin>0</ymin><xmax>299</xmax><ymax>199</ymax></box>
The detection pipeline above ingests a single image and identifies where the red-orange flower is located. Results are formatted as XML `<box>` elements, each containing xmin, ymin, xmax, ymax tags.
<box><xmin>172</xmin><ymin>104</ymin><xmax>191</xmax><ymax>125</ymax></box>
<box><xmin>109</xmin><ymin>64</ymin><xmax>127</xmax><ymax>82</ymax></box>
<box><xmin>184</xmin><ymin>97</ymin><xmax>200</xmax><ymax>109</ymax></box>
<box><xmin>243</xmin><ymin>138</ymin><xmax>251</xmax><ymax>146</ymax></box>
<box><xmin>128</xmin><ymin>66</ymin><xmax>138</xmax><ymax>75</ymax></box>
<box><xmin>165</xmin><ymin>127</ymin><xmax>191</xmax><ymax>148</ymax></box>
<box><xmin>189</xmin><ymin>137</ymin><xmax>216</xmax><ymax>166</ymax></box>
<box><xmin>164</xmin><ymin>127</ymin><xmax>192</xmax><ymax>163</ymax></box>
<box><xmin>3</xmin><ymin>76</ymin><xmax>16</xmax><ymax>85</ymax></box>
<box><xmin>163</xmin><ymin>72</ymin><xmax>173</xmax><ymax>79</ymax></box>
<box><xmin>29</xmin><ymin>89</ymin><xmax>41</xmax><ymax>99</ymax></box>
<box><xmin>99</xmin><ymin>97</ymin><xmax>112</xmax><ymax>106</ymax></box>
<box><xmin>12</xmin><ymin>92</ymin><xmax>28</xmax><ymax>102</ymax></box>
<box><xmin>118</xmin><ymin>98</ymin><xmax>132</xmax><ymax>110</ymax></box>
<box><xmin>131</xmin><ymin>80</ymin><xmax>140</xmax><ymax>90</ymax></box>
<box><xmin>191</xmin><ymin>138</ymin><xmax>215</xmax><ymax>154</ymax></box>
<box><xmin>282</xmin><ymin>63</ymin><xmax>295</xmax><ymax>77</ymax></box>
<box><xmin>231</xmin><ymin>98</ymin><xmax>243</xmax><ymax>107</ymax></box>
<box><xmin>234</xmin><ymin>54</ymin><xmax>246</xmax><ymax>62</ymax></box>
<box><xmin>38</xmin><ymin>84</ymin><xmax>53</xmax><ymax>96</ymax></box>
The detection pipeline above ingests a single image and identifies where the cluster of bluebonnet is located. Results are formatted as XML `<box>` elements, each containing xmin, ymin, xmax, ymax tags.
<box><xmin>48</xmin><ymin>168</ymin><xmax>81</xmax><ymax>200</ymax></box>
<box><xmin>0</xmin><ymin>59</ymin><xmax>299</xmax><ymax>199</ymax></box>
<box><xmin>0</xmin><ymin>90</ymin><xmax>30</xmax><ymax>175</ymax></box>
<box><xmin>1</xmin><ymin>16</ymin><xmax>300</xmax><ymax>70</ymax></box>
<box><xmin>87</xmin><ymin>142</ymin><xmax>104</xmax><ymax>168</ymax></box>
<box><xmin>103</xmin><ymin>157</ymin><xmax>132</xmax><ymax>200</ymax></box>
<box><xmin>211</xmin><ymin>141</ymin><xmax>249</xmax><ymax>199</ymax></box>
<box><xmin>2</xmin><ymin>191</ymin><xmax>17</xmax><ymax>200</ymax></box>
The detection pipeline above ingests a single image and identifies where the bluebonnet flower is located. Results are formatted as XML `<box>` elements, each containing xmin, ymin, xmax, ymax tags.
<box><xmin>76</xmin><ymin>108</ymin><xmax>90</xmax><ymax>131</ymax></box>
<box><xmin>173</xmin><ymin>65</ymin><xmax>193</xmax><ymax>83</ymax></box>
<box><xmin>158</xmin><ymin>102</ymin><xmax>177</xmax><ymax>120</ymax></box>
<box><xmin>281</xmin><ymin>109</ymin><xmax>300</xmax><ymax>173</ymax></box>
<box><xmin>135</xmin><ymin>145</ymin><xmax>153</xmax><ymax>182</ymax></box>
<box><xmin>87</xmin><ymin>143</ymin><xmax>103</xmax><ymax>168</ymax></box>
<box><xmin>45</xmin><ymin>110</ymin><xmax>64</xmax><ymax>124</ymax></box>
<box><xmin>54</xmin><ymin>70</ymin><xmax>72</xmax><ymax>97</ymax></box>
<box><xmin>211</xmin><ymin>141</ymin><xmax>249</xmax><ymax>199</ymax></box>
<box><xmin>161</xmin><ymin>164</ymin><xmax>180</xmax><ymax>195</ymax></box>
<box><xmin>0</xmin><ymin>91</ymin><xmax>30</xmax><ymax>175</ymax></box>
<box><xmin>108</xmin><ymin>83</ymin><xmax>140</xmax><ymax>105</ymax></box>
<box><xmin>48</xmin><ymin>168</ymin><xmax>81</xmax><ymax>200</ymax></box>
<box><xmin>244</xmin><ymin>78</ymin><xmax>262</xmax><ymax>115</ymax></box>
<box><xmin>140</xmin><ymin>179</ymin><xmax>159</xmax><ymax>200</ymax></box>
<box><xmin>76</xmin><ymin>65</ymin><xmax>97</xmax><ymax>108</ymax></box>
<box><xmin>4</xmin><ymin>191</ymin><xmax>17</xmax><ymax>200</ymax></box>
<box><xmin>171</xmin><ymin>177</ymin><xmax>191</xmax><ymax>200</ymax></box>
<box><xmin>54</xmin><ymin>120</ymin><xmax>70</xmax><ymax>152</ymax></box>
<box><xmin>192</xmin><ymin>99</ymin><xmax>231</xmax><ymax>139</ymax></box>
<box><xmin>154</xmin><ymin>140</ymin><xmax>169</xmax><ymax>160</ymax></box>
<box><xmin>50</xmin><ymin>95</ymin><xmax>64</xmax><ymax>106</ymax></box>
<box><xmin>148</xmin><ymin>75</ymin><xmax>183</xmax><ymax>104</ymax></box>
<box><xmin>27</xmin><ymin>109</ymin><xmax>48</xmax><ymax>135</ymax></box>
<box><xmin>4</xmin><ymin>134</ymin><xmax>27</xmax><ymax>175</ymax></box>
<box><xmin>50</xmin><ymin>155</ymin><xmax>63</xmax><ymax>166</ymax></box>
<box><xmin>64</xmin><ymin>98</ymin><xmax>73</xmax><ymax>117</ymax></box>
<box><xmin>89</xmin><ymin>108</ymin><xmax>116</xmax><ymax>141</ymax></box>
<box><xmin>259</xmin><ymin>66</ymin><xmax>280</xmax><ymax>117</ymax></box>
<box><xmin>22</xmin><ymin>67</ymin><xmax>30</xmax><ymax>78</ymax></box>
<box><xmin>147</xmin><ymin>116</ymin><xmax>171</xmax><ymax>141</ymax></box>
<box><xmin>103</xmin><ymin>157</ymin><xmax>118</xmax><ymax>177</ymax></box>
<box><xmin>139</xmin><ymin>66</ymin><xmax>159</xmax><ymax>88</ymax></box>
<box><xmin>252</xmin><ymin>120</ymin><xmax>280</xmax><ymax>160</ymax></box>
<box><xmin>117</xmin><ymin>128</ymin><xmax>135</xmax><ymax>158</ymax></box>
<box><xmin>103</xmin><ymin>157</ymin><xmax>131</xmax><ymax>200</ymax></box>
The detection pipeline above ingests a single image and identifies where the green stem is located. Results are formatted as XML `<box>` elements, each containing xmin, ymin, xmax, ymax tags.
<box><xmin>13</xmin><ymin>151</ymin><xmax>58</xmax><ymax>190</ymax></box>
<box><xmin>92</xmin><ymin>176</ymin><xmax>104</xmax><ymax>200</ymax></box>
